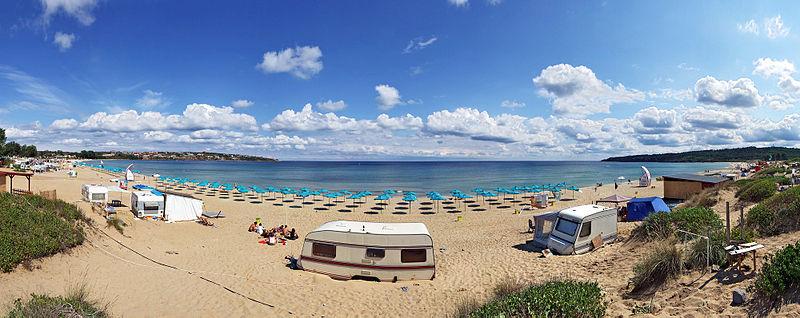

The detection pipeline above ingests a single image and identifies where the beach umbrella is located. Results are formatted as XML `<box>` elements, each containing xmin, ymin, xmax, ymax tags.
<box><xmin>402</xmin><ymin>192</ymin><xmax>417</xmax><ymax>213</ymax></box>
<box><xmin>324</xmin><ymin>192</ymin><xmax>339</xmax><ymax>205</ymax></box>
<box><xmin>567</xmin><ymin>185</ymin><xmax>580</xmax><ymax>199</ymax></box>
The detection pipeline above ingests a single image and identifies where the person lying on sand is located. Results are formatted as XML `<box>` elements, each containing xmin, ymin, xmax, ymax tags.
<box><xmin>287</xmin><ymin>228</ymin><xmax>298</xmax><ymax>240</ymax></box>
<box><xmin>248</xmin><ymin>221</ymin><xmax>257</xmax><ymax>232</ymax></box>
<box><xmin>198</xmin><ymin>216</ymin><xmax>214</xmax><ymax>227</ymax></box>
<box><xmin>256</xmin><ymin>223</ymin><xmax>265</xmax><ymax>235</ymax></box>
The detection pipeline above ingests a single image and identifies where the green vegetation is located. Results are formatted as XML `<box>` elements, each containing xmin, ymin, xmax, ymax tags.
<box><xmin>629</xmin><ymin>242</ymin><xmax>683</xmax><ymax>296</ymax></box>
<box><xmin>746</xmin><ymin>186</ymin><xmax>800</xmax><ymax>237</ymax></box>
<box><xmin>6</xmin><ymin>286</ymin><xmax>108</xmax><ymax>318</ymax></box>
<box><xmin>735</xmin><ymin>178</ymin><xmax>778</xmax><ymax>203</ymax></box>
<box><xmin>753</xmin><ymin>241</ymin><xmax>800</xmax><ymax>299</ymax></box>
<box><xmin>602</xmin><ymin>146</ymin><xmax>800</xmax><ymax>162</ymax></box>
<box><xmin>0</xmin><ymin>128</ymin><xmax>37</xmax><ymax>160</ymax></box>
<box><xmin>0</xmin><ymin>193</ymin><xmax>88</xmax><ymax>272</ymax></box>
<box><xmin>460</xmin><ymin>280</ymin><xmax>606</xmax><ymax>318</ymax></box>
<box><xmin>631</xmin><ymin>207</ymin><xmax>722</xmax><ymax>242</ymax></box>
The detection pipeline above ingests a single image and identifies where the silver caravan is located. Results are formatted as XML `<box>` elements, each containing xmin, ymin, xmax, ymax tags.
<box><xmin>298</xmin><ymin>221</ymin><xmax>435</xmax><ymax>282</ymax></box>
<box><xmin>546</xmin><ymin>205</ymin><xmax>618</xmax><ymax>255</ymax></box>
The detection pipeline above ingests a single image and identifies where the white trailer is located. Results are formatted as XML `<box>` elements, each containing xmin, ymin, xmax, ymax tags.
<box><xmin>81</xmin><ymin>184</ymin><xmax>108</xmax><ymax>204</ymax></box>
<box><xmin>299</xmin><ymin>221</ymin><xmax>435</xmax><ymax>282</ymax></box>
<box><xmin>131</xmin><ymin>191</ymin><xmax>164</xmax><ymax>218</ymax></box>
<box><xmin>546</xmin><ymin>205</ymin><xmax>618</xmax><ymax>255</ymax></box>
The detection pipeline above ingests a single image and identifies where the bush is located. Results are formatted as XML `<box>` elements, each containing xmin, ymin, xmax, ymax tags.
<box><xmin>631</xmin><ymin>207</ymin><xmax>722</xmax><ymax>242</ymax></box>
<box><xmin>465</xmin><ymin>280</ymin><xmax>606</xmax><ymax>318</ymax></box>
<box><xmin>631</xmin><ymin>213</ymin><xmax>673</xmax><ymax>241</ymax></box>
<box><xmin>746</xmin><ymin>186</ymin><xmax>800</xmax><ymax>236</ymax></box>
<box><xmin>753</xmin><ymin>241</ymin><xmax>800</xmax><ymax>299</ymax></box>
<box><xmin>0</xmin><ymin>193</ymin><xmax>88</xmax><ymax>272</ymax></box>
<box><xmin>6</xmin><ymin>285</ymin><xmax>108</xmax><ymax>318</ymax></box>
<box><xmin>736</xmin><ymin>178</ymin><xmax>777</xmax><ymax>203</ymax></box>
<box><xmin>629</xmin><ymin>242</ymin><xmax>683</xmax><ymax>295</ymax></box>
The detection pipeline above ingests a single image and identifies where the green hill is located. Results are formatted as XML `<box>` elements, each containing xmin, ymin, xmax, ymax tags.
<box><xmin>602</xmin><ymin>147</ymin><xmax>800</xmax><ymax>162</ymax></box>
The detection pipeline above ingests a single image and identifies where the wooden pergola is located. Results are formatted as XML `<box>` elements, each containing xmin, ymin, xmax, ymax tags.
<box><xmin>0</xmin><ymin>168</ymin><xmax>34</xmax><ymax>194</ymax></box>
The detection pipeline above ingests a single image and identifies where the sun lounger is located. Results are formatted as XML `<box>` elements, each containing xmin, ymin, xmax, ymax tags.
<box><xmin>202</xmin><ymin>211</ymin><xmax>225</xmax><ymax>218</ymax></box>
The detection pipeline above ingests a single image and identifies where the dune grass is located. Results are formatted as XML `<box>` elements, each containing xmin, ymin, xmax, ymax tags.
<box><xmin>753</xmin><ymin>241</ymin><xmax>800</xmax><ymax>299</ymax></box>
<box><xmin>746</xmin><ymin>186</ymin><xmax>800</xmax><ymax>237</ymax></box>
<box><xmin>458</xmin><ymin>279</ymin><xmax>606</xmax><ymax>318</ymax></box>
<box><xmin>629</xmin><ymin>241</ymin><xmax>683</xmax><ymax>296</ymax></box>
<box><xmin>6</xmin><ymin>285</ymin><xmax>109</xmax><ymax>318</ymax></box>
<box><xmin>0</xmin><ymin>193</ymin><xmax>89</xmax><ymax>272</ymax></box>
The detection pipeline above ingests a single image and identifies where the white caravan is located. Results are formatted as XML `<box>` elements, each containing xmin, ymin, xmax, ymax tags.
<box><xmin>546</xmin><ymin>205</ymin><xmax>618</xmax><ymax>255</ymax></box>
<box><xmin>131</xmin><ymin>191</ymin><xmax>165</xmax><ymax>218</ymax></box>
<box><xmin>81</xmin><ymin>184</ymin><xmax>108</xmax><ymax>203</ymax></box>
<box><xmin>299</xmin><ymin>221</ymin><xmax>435</xmax><ymax>282</ymax></box>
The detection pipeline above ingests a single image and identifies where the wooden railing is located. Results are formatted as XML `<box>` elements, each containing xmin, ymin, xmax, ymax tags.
<box><xmin>12</xmin><ymin>188</ymin><xmax>33</xmax><ymax>195</ymax></box>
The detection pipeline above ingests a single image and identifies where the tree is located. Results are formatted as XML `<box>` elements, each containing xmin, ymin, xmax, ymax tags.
<box><xmin>20</xmin><ymin>145</ymin><xmax>37</xmax><ymax>158</ymax></box>
<box><xmin>2</xmin><ymin>141</ymin><xmax>21</xmax><ymax>157</ymax></box>
<box><xmin>0</xmin><ymin>128</ymin><xmax>5</xmax><ymax>155</ymax></box>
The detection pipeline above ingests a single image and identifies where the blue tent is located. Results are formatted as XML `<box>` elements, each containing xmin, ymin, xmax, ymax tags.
<box><xmin>626</xmin><ymin>197</ymin><xmax>670</xmax><ymax>221</ymax></box>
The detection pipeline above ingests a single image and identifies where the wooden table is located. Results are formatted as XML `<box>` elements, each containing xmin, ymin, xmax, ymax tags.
<box><xmin>725</xmin><ymin>242</ymin><xmax>765</xmax><ymax>272</ymax></box>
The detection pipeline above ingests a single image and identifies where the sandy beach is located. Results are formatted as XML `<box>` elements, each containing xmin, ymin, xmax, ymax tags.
<box><xmin>2</xmin><ymin>166</ymin><xmax>799</xmax><ymax>317</ymax></box>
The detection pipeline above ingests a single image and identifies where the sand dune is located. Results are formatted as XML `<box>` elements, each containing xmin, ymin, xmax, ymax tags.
<box><xmin>1</xmin><ymin>167</ymin><xmax>798</xmax><ymax>317</ymax></box>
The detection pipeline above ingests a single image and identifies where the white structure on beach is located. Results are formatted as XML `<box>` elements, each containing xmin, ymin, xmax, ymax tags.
<box><xmin>546</xmin><ymin>205</ymin><xmax>618</xmax><ymax>255</ymax></box>
<box><xmin>299</xmin><ymin>221</ymin><xmax>435</xmax><ymax>282</ymax></box>
<box><xmin>163</xmin><ymin>194</ymin><xmax>203</xmax><ymax>222</ymax></box>
<box><xmin>81</xmin><ymin>184</ymin><xmax>108</xmax><ymax>203</ymax></box>
<box><xmin>639</xmin><ymin>166</ymin><xmax>652</xmax><ymax>187</ymax></box>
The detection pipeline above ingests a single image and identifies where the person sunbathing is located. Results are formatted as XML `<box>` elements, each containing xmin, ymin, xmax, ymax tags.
<box><xmin>248</xmin><ymin>221</ymin><xmax>257</xmax><ymax>232</ymax></box>
<box><xmin>256</xmin><ymin>223</ymin><xmax>265</xmax><ymax>235</ymax></box>
<box><xmin>287</xmin><ymin>228</ymin><xmax>298</xmax><ymax>240</ymax></box>
<box><xmin>198</xmin><ymin>216</ymin><xmax>214</xmax><ymax>227</ymax></box>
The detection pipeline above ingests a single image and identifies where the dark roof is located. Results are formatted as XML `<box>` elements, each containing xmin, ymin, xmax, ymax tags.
<box><xmin>662</xmin><ymin>173</ymin><xmax>728</xmax><ymax>184</ymax></box>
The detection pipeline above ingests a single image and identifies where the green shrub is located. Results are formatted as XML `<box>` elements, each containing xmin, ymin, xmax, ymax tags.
<box><xmin>736</xmin><ymin>178</ymin><xmax>777</xmax><ymax>203</ymax></box>
<box><xmin>746</xmin><ymin>186</ymin><xmax>800</xmax><ymax>236</ymax></box>
<box><xmin>630</xmin><ymin>242</ymin><xmax>683</xmax><ymax>295</ymax></box>
<box><xmin>631</xmin><ymin>212</ymin><xmax>673</xmax><ymax>241</ymax></box>
<box><xmin>0</xmin><ymin>193</ymin><xmax>88</xmax><ymax>272</ymax></box>
<box><xmin>631</xmin><ymin>207</ymin><xmax>722</xmax><ymax>242</ymax></box>
<box><xmin>6</xmin><ymin>285</ymin><xmax>108</xmax><ymax>318</ymax></box>
<box><xmin>753</xmin><ymin>241</ymin><xmax>800</xmax><ymax>299</ymax></box>
<box><xmin>465</xmin><ymin>280</ymin><xmax>606</xmax><ymax>318</ymax></box>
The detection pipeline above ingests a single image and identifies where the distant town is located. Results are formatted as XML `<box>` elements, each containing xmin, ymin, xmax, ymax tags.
<box><xmin>37</xmin><ymin>150</ymin><xmax>278</xmax><ymax>162</ymax></box>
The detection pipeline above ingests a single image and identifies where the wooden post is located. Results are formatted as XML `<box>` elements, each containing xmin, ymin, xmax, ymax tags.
<box><xmin>740</xmin><ymin>205</ymin><xmax>745</xmax><ymax>241</ymax></box>
<box><xmin>726</xmin><ymin>202</ymin><xmax>731</xmax><ymax>244</ymax></box>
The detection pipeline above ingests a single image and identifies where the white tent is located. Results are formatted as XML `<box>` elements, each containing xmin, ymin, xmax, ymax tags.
<box><xmin>81</xmin><ymin>184</ymin><xmax>109</xmax><ymax>203</ymax></box>
<box><xmin>639</xmin><ymin>166</ymin><xmax>652</xmax><ymax>187</ymax></box>
<box><xmin>164</xmin><ymin>194</ymin><xmax>203</xmax><ymax>222</ymax></box>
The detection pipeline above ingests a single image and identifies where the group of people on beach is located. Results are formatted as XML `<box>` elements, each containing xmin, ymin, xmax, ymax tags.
<box><xmin>248</xmin><ymin>221</ymin><xmax>298</xmax><ymax>245</ymax></box>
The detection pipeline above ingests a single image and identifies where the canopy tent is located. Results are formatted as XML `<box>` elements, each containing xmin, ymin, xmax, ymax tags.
<box><xmin>596</xmin><ymin>194</ymin><xmax>632</xmax><ymax>205</ymax></box>
<box><xmin>626</xmin><ymin>196</ymin><xmax>670</xmax><ymax>221</ymax></box>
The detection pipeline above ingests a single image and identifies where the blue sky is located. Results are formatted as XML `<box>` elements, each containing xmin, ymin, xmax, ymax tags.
<box><xmin>1</xmin><ymin>0</ymin><xmax>800</xmax><ymax>160</ymax></box>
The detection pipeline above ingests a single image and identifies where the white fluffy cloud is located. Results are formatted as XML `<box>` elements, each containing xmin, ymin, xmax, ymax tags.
<box><xmin>500</xmin><ymin>100</ymin><xmax>525</xmax><ymax>108</ymax></box>
<box><xmin>753</xmin><ymin>58</ymin><xmax>795</xmax><ymax>78</ymax></box>
<box><xmin>533</xmin><ymin>64</ymin><xmax>644</xmax><ymax>117</ymax></box>
<box><xmin>448</xmin><ymin>0</ymin><xmax>469</xmax><ymax>7</ymax></box>
<box><xmin>765</xmin><ymin>15</ymin><xmax>790</xmax><ymax>39</ymax></box>
<box><xmin>425</xmin><ymin>107</ymin><xmax>551</xmax><ymax>145</ymax></box>
<box><xmin>632</xmin><ymin>107</ymin><xmax>677</xmax><ymax>134</ymax></box>
<box><xmin>376</xmin><ymin>114</ymin><xmax>424</xmax><ymax>130</ymax></box>
<box><xmin>738</xmin><ymin>19</ymin><xmax>759</xmax><ymax>35</ymax></box>
<box><xmin>53</xmin><ymin>32</ymin><xmax>76</xmax><ymax>51</ymax></box>
<box><xmin>41</xmin><ymin>0</ymin><xmax>98</xmax><ymax>26</ymax></box>
<box><xmin>316</xmin><ymin>100</ymin><xmax>347</xmax><ymax>111</ymax></box>
<box><xmin>375</xmin><ymin>84</ymin><xmax>403</xmax><ymax>110</ymax></box>
<box><xmin>256</xmin><ymin>46</ymin><xmax>323</xmax><ymax>79</ymax></box>
<box><xmin>694</xmin><ymin>76</ymin><xmax>762</xmax><ymax>107</ymax></box>
<box><xmin>265</xmin><ymin>103</ymin><xmax>422</xmax><ymax>132</ymax></box>
<box><xmin>135</xmin><ymin>90</ymin><xmax>168</xmax><ymax>108</ymax></box>
<box><xmin>681</xmin><ymin>107</ymin><xmax>745</xmax><ymax>130</ymax></box>
<box><xmin>50</xmin><ymin>118</ymin><xmax>78</xmax><ymax>130</ymax></box>
<box><xmin>143</xmin><ymin>131</ymin><xmax>174</xmax><ymax>142</ymax></box>
<box><xmin>230</xmin><ymin>99</ymin><xmax>254</xmax><ymax>108</ymax></box>
<box><xmin>57</xmin><ymin>103</ymin><xmax>258</xmax><ymax>132</ymax></box>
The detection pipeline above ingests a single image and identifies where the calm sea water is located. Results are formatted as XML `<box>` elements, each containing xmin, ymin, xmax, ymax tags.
<box><xmin>88</xmin><ymin>160</ymin><xmax>728</xmax><ymax>193</ymax></box>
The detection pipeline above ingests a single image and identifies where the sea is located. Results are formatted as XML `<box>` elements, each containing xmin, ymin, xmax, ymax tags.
<box><xmin>86</xmin><ymin>160</ymin><xmax>728</xmax><ymax>193</ymax></box>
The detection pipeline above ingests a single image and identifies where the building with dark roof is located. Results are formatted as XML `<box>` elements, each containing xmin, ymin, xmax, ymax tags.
<box><xmin>662</xmin><ymin>173</ymin><xmax>730</xmax><ymax>200</ymax></box>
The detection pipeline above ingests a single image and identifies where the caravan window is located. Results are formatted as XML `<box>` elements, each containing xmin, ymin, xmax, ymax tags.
<box><xmin>143</xmin><ymin>202</ymin><xmax>160</xmax><ymax>211</ymax></box>
<box><xmin>365</xmin><ymin>248</ymin><xmax>385</xmax><ymax>259</ymax></box>
<box><xmin>401</xmin><ymin>249</ymin><xmax>427</xmax><ymax>263</ymax></box>
<box><xmin>312</xmin><ymin>243</ymin><xmax>336</xmax><ymax>258</ymax></box>
<box><xmin>91</xmin><ymin>193</ymin><xmax>105</xmax><ymax>201</ymax></box>
<box><xmin>579</xmin><ymin>221</ymin><xmax>592</xmax><ymax>238</ymax></box>
<box><xmin>554</xmin><ymin>218</ymin><xmax>579</xmax><ymax>236</ymax></box>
